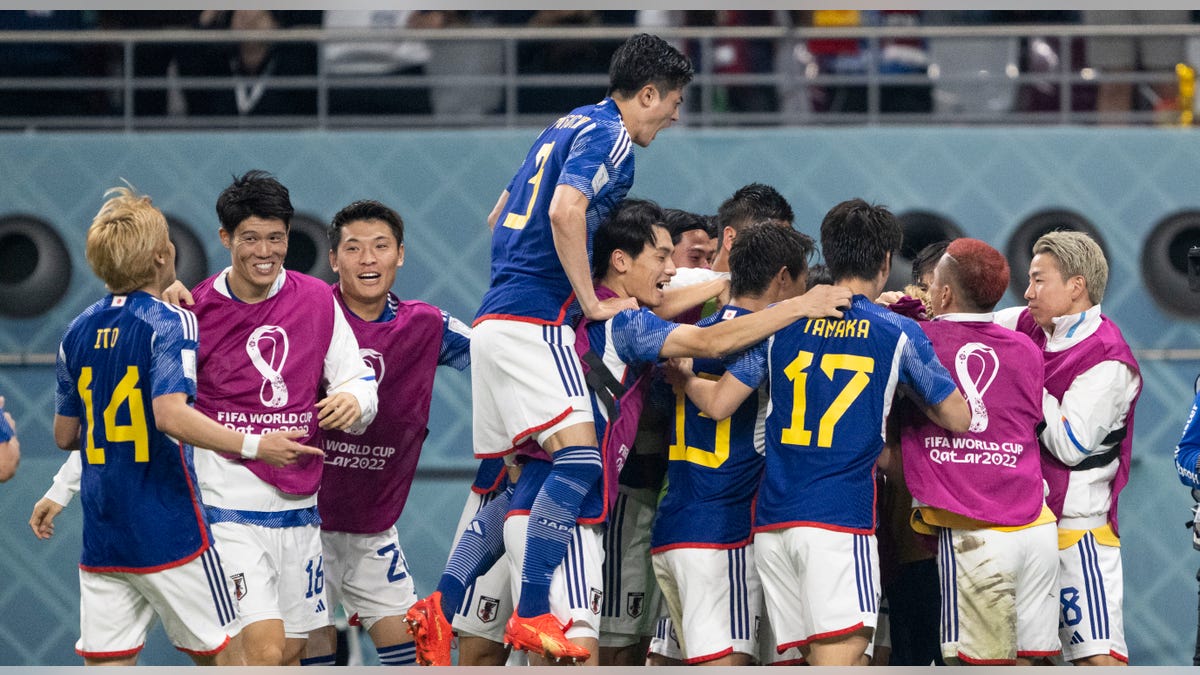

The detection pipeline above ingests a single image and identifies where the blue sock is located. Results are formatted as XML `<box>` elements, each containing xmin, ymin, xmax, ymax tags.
<box><xmin>300</xmin><ymin>654</ymin><xmax>336</xmax><ymax>666</ymax></box>
<box><xmin>438</xmin><ymin>485</ymin><xmax>512</xmax><ymax>619</ymax></box>
<box><xmin>517</xmin><ymin>445</ymin><xmax>602</xmax><ymax>618</ymax></box>
<box><xmin>377</xmin><ymin>642</ymin><xmax>417</xmax><ymax>666</ymax></box>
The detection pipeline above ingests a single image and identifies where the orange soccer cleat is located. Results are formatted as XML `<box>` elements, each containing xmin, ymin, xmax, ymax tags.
<box><xmin>503</xmin><ymin>611</ymin><xmax>590</xmax><ymax>663</ymax></box>
<box><xmin>404</xmin><ymin>591</ymin><xmax>454</xmax><ymax>666</ymax></box>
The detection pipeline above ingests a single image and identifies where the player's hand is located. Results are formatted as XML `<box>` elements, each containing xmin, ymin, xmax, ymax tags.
<box><xmin>875</xmin><ymin>290</ymin><xmax>905</xmax><ymax>306</ymax></box>
<box><xmin>790</xmin><ymin>284</ymin><xmax>852</xmax><ymax>319</ymax></box>
<box><xmin>662</xmin><ymin>357</ymin><xmax>694</xmax><ymax>388</ymax></box>
<box><xmin>583</xmin><ymin>295</ymin><xmax>638</xmax><ymax>322</ymax></box>
<box><xmin>162</xmin><ymin>280</ymin><xmax>195</xmax><ymax>307</ymax></box>
<box><xmin>30</xmin><ymin>497</ymin><xmax>64</xmax><ymax>540</ymax></box>
<box><xmin>254</xmin><ymin>429</ymin><xmax>324</xmax><ymax>467</ymax></box>
<box><xmin>316</xmin><ymin>392</ymin><xmax>362</xmax><ymax>431</ymax></box>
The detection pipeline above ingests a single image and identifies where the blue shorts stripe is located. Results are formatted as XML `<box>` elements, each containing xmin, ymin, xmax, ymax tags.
<box><xmin>1078</xmin><ymin>537</ymin><xmax>1099</xmax><ymax>640</ymax></box>
<box><xmin>201</xmin><ymin>548</ymin><xmax>234</xmax><ymax>626</ymax></box>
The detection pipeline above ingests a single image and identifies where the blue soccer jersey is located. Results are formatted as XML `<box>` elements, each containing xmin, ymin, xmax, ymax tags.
<box><xmin>476</xmin><ymin>98</ymin><xmax>636</xmax><ymax>325</ymax></box>
<box><xmin>729</xmin><ymin>295</ymin><xmax>957</xmax><ymax>534</ymax></box>
<box><xmin>55</xmin><ymin>291</ymin><xmax>211</xmax><ymax>572</ymax></box>
<box><xmin>652</xmin><ymin>305</ymin><xmax>768</xmax><ymax>551</ymax></box>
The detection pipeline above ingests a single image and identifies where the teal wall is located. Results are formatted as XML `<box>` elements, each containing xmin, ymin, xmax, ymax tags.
<box><xmin>2</xmin><ymin>127</ymin><xmax>1199</xmax><ymax>664</ymax></box>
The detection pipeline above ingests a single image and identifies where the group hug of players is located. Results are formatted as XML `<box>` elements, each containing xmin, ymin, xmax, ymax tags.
<box><xmin>32</xmin><ymin>32</ymin><xmax>1142</xmax><ymax>667</ymax></box>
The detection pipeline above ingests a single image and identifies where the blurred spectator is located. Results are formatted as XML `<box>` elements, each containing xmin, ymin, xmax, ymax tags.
<box><xmin>708</xmin><ymin>10</ymin><xmax>780</xmax><ymax>115</ymax></box>
<box><xmin>505</xmin><ymin>10</ymin><xmax>626</xmax><ymax>115</ymax></box>
<box><xmin>174</xmin><ymin>10</ymin><xmax>320</xmax><ymax>118</ymax></box>
<box><xmin>990</xmin><ymin>12</ymin><xmax>1098</xmax><ymax>117</ymax></box>
<box><xmin>423</xmin><ymin>11</ymin><xmax>504</xmax><ymax>119</ymax></box>
<box><xmin>322</xmin><ymin>10</ymin><xmax>433</xmax><ymax>117</ymax></box>
<box><xmin>1083</xmin><ymin>10</ymin><xmax>1190</xmax><ymax>124</ymax></box>
<box><xmin>0</xmin><ymin>10</ymin><xmax>106</xmax><ymax>119</ymax></box>
<box><xmin>803</xmin><ymin>10</ymin><xmax>932</xmax><ymax>115</ymax></box>
<box><xmin>96</xmin><ymin>11</ymin><xmax>199</xmax><ymax>117</ymax></box>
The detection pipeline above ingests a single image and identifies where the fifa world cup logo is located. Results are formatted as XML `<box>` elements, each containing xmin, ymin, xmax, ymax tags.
<box><xmin>247</xmin><ymin>325</ymin><xmax>289</xmax><ymax>408</ymax></box>
<box><xmin>954</xmin><ymin>342</ymin><xmax>998</xmax><ymax>433</ymax></box>
<box><xmin>360</xmin><ymin>348</ymin><xmax>385</xmax><ymax>386</ymax></box>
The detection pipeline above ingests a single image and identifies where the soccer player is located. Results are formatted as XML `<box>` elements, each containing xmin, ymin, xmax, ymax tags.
<box><xmin>652</xmin><ymin>221</ymin><xmax>815</xmax><ymax>666</ymax></box>
<box><xmin>0</xmin><ymin>395</ymin><xmax>18</xmax><ymax>482</ymax></box>
<box><xmin>671</xmin><ymin>198</ymin><xmax>970</xmax><ymax>666</ymax></box>
<box><xmin>165</xmin><ymin>170</ymin><xmax>379</xmax><ymax>666</ymax></box>
<box><xmin>297</xmin><ymin>200</ymin><xmax>470</xmax><ymax>667</ymax></box>
<box><xmin>893</xmin><ymin>238</ymin><xmax>1060</xmax><ymax>665</ymax></box>
<box><xmin>52</xmin><ymin>186</ymin><xmax>321</xmax><ymax>665</ymax></box>
<box><xmin>500</xmin><ymin>199</ymin><xmax>850</xmax><ymax>665</ymax></box>
<box><xmin>410</xmin><ymin>33</ymin><xmax>694</xmax><ymax>663</ymax></box>
<box><xmin>995</xmin><ymin>230</ymin><xmax>1141</xmax><ymax>665</ymax></box>
<box><xmin>709</xmin><ymin>183</ymin><xmax>795</xmax><ymax>275</ymax></box>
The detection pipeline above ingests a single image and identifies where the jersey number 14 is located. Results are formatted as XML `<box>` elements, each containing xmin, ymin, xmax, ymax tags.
<box><xmin>78</xmin><ymin>365</ymin><xmax>150</xmax><ymax>464</ymax></box>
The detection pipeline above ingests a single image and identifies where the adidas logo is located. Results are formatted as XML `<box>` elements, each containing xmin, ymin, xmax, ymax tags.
<box><xmin>1070</xmin><ymin>631</ymin><xmax>1084</xmax><ymax>645</ymax></box>
<box><xmin>315</xmin><ymin>599</ymin><xmax>326</xmax><ymax>614</ymax></box>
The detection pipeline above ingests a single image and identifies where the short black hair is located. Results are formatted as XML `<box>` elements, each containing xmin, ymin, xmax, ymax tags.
<box><xmin>592</xmin><ymin>198</ymin><xmax>666</xmax><ymax>279</ymax></box>
<box><xmin>215</xmin><ymin>169</ymin><xmax>294</xmax><ymax>234</ymax></box>
<box><xmin>820</xmin><ymin>198</ymin><xmax>903</xmax><ymax>283</ymax></box>
<box><xmin>912</xmin><ymin>240</ymin><xmax>950</xmax><ymax>286</ymax></box>
<box><xmin>662</xmin><ymin>208</ymin><xmax>709</xmax><ymax>245</ymax></box>
<box><xmin>729</xmin><ymin>221</ymin><xmax>815</xmax><ymax>298</ymax></box>
<box><xmin>608</xmin><ymin>33</ymin><xmax>694</xmax><ymax>99</ymax></box>
<box><xmin>805</xmin><ymin>263</ymin><xmax>833</xmax><ymax>290</ymax></box>
<box><xmin>716</xmin><ymin>183</ymin><xmax>794</xmax><ymax>235</ymax></box>
<box><xmin>328</xmin><ymin>200</ymin><xmax>405</xmax><ymax>250</ymax></box>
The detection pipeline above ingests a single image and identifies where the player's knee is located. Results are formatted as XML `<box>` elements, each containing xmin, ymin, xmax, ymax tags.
<box><xmin>552</xmin><ymin>445</ymin><xmax>603</xmax><ymax>483</ymax></box>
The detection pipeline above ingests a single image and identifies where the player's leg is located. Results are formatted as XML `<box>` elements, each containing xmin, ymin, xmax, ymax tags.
<box><xmin>407</xmin><ymin>482</ymin><xmax>513</xmax><ymax>665</ymax></box>
<box><xmin>1015</xmin><ymin>523</ymin><xmax>1062</xmax><ymax>666</ymax></box>
<box><xmin>470</xmin><ymin>320</ymin><xmax>599</xmax><ymax>658</ymax></box>
<box><xmin>335</xmin><ymin>528</ymin><xmax>420</xmax><ymax>666</ymax></box>
<box><xmin>299</xmin><ymin>529</ymin><xmax>345</xmax><ymax>667</ymax></box>
<box><xmin>1058</xmin><ymin>530</ymin><xmax>1128</xmax><ymax>665</ymax></box>
<box><xmin>503</xmin><ymin>514</ymin><xmax>600</xmax><ymax>664</ymax></box>
<box><xmin>211</xmin><ymin>522</ymin><xmax>289</xmax><ymax>665</ymax></box>
<box><xmin>138</xmin><ymin>546</ymin><xmax>240</xmax><ymax>666</ymax></box>
<box><xmin>77</xmin><ymin>570</ymin><xmax>156</xmax><ymax>666</ymax></box>
<box><xmin>450</xmin><ymin>485</ymin><xmax>515</xmax><ymax>665</ymax></box>
<box><xmin>599</xmin><ymin>487</ymin><xmax>659</xmax><ymax>665</ymax></box>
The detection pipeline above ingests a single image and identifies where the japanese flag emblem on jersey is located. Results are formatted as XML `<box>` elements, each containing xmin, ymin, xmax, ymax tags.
<box><xmin>477</xmin><ymin>595</ymin><xmax>500</xmax><ymax>623</ymax></box>
<box><xmin>231</xmin><ymin>572</ymin><xmax>247</xmax><ymax>602</ymax></box>
<box><xmin>626</xmin><ymin>592</ymin><xmax>644</xmax><ymax>618</ymax></box>
<box><xmin>590</xmin><ymin>588</ymin><xmax>603</xmax><ymax>615</ymax></box>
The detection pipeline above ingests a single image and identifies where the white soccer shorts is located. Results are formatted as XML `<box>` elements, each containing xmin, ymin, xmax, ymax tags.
<box><xmin>653</xmin><ymin>544</ymin><xmax>761</xmax><ymax>663</ymax></box>
<box><xmin>756</xmin><ymin>526</ymin><xmax>879</xmax><ymax>652</ymax></box>
<box><xmin>212</xmin><ymin>521</ymin><xmax>328</xmax><ymax>637</ymax></box>
<box><xmin>937</xmin><ymin>523</ymin><xmax>1060</xmax><ymax>664</ymax></box>
<box><xmin>77</xmin><ymin>546</ymin><xmax>238</xmax><ymax>659</ymax></box>
<box><xmin>321</xmin><ymin>527</ymin><xmax>418</xmax><ymax>632</ymax></box>
<box><xmin>503</xmin><ymin>515</ymin><xmax>604</xmax><ymax>641</ymax></box>
<box><xmin>471</xmin><ymin>320</ymin><xmax>595</xmax><ymax>458</ymax></box>
<box><xmin>1057</xmin><ymin>531</ymin><xmax>1126</xmax><ymax>662</ymax></box>
<box><xmin>648</xmin><ymin>615</ymin><xmax>683</xmax><ymax>661</ymax></box>
<box><xmin>599</xmin><ymin>487</ymin><xmax>661</xmax><ymax>648</ymax></box>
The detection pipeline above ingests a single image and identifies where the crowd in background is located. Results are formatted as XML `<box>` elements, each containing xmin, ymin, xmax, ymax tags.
<box><xmin>1</xmin><ymin>10</ymin><xmax>1197</xmax><ymax>124</ymax></box>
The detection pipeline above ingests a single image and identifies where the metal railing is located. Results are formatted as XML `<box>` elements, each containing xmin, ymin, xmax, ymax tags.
<box><xmin>1</xmin><ymin>22</ymin><xmax>1199</xmax><ymax>131</ymax></box>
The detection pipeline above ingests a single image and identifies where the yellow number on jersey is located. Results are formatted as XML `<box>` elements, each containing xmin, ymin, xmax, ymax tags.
<box><xmin>669</xmin><ymin>374</ymin><xmax>731</xmax><ymax>468</ymax></box>
<box><xmin>501</xmin><ymin>142</ymin><xmax>555</xmax><ymax>230</ymax></box>
<box><xmin>780</xmin><ymin>351</ymin><xmax>874</xmax><ymax>448</ymax></box>
<box><xmin>79</xmin><ymin>365</ymin><xmax>150</xmax><ymax>464</ymax></box>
